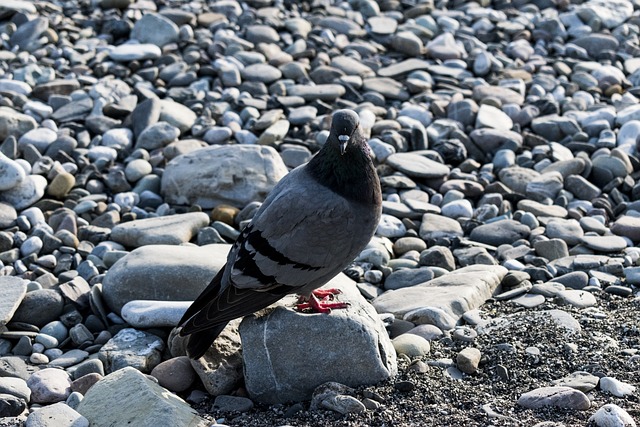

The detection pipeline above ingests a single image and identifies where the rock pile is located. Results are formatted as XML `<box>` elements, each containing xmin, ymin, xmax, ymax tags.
<box><xmin>0</xmin><ymin>0</ymin><xmax>639</xmax><ymax>425</ymax></box>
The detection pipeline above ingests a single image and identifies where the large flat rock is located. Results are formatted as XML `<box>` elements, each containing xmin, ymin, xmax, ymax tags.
<box><xmin>372</xmin><ymin>265</ymin><xmax>507</xmax><ymax>326</ymax></box>
<box><xmin>102</xmin><ymin>244</ymin><xmax>231</xmax><ymax>314</ymax></box>
<box><xmin>240</xmin><ymin>274</ymin><xmax>397</xmax><ymax>404</ymax></box>
<box><xmin>76</xmin><ymin>367</ymin><xmax>206</xmax><ymax>427</ymax></box>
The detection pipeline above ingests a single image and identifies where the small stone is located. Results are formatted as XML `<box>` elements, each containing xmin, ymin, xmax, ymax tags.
<box><xmin>99</xmin><ymin>328</ymin><xmax>164</xmax><ymax>374</ymax></box>
<box><xmin>555</xmin><ymin>290</ymin><xmax>597</xmax><ymax>309</ymax></box>
<box><xmin>599</xmin><ymin>377</ymin><xmax>636</xmax><ymax>397</ymax></box>
<box><xmin>581</xmin><ymin>235</ymin><xmax>628</xmax><ymax>253</ymax></box>
<box><xmin>0</xmin><ymin>152</ymin><xmax>26</xmax><ymax>191</ymax></box>
<box><xmin>12</xmin><ymin>289</ymin><xmax>64</xmax><ymax>327</ymax></box>
<box><xmin>0</xmin><ymin>377</ymin><xmax>30</xmax><ymax>402</ymax></box>
<box><xmin>391</xmin><ymin>334</ymin><xmax>430</xmax><ymax>358</ymax></box>
<box><xmin>534</xmin><ymin>239</ymin><xmax>569</xmax><ymax>261</ymax></box>
<box><xmin>321</xmin><ymin>394</ymin><xmax>365</xmax><ymax>415</ymax></box>
<box><xmin>26</xmin><ymin>401</ymin><xmax>89</xmax><ymax>427</ymax></box>
<box><xmin>212</xmin><ymin>395</ymin><xmax>254</xmax><ymax>413</ymax></box>
<box><xmin>0</xmin><ymin>393</ymin><xmax>27</xmax><ymax>417</ymax></box>
<box><xmin>27</xmin><ymin>368</ymin><xmax>72</xmax><ymax>404</ymax></box>
<box><xmin>0</xmin><ymin>175</ymin><xmax>47</xmax><ymax>210</ymax></box>
<box><xmin>150</xmin><ymin>356</ymin><xmax>196</xmax><ymax>392</ymax></box>
<box><xmin>552</xmin><ymin>371</ymin><xmax>599</xmax><ymax>392</ymax></box>
<box><xmin>589</xmin><ymin>404</ymin><xmax>637</xmax><ymax>427</ymax></box>
<box><xmin>131</xmin><ymin>13</ymin><xmax>179</xmax><ymax>47</ymax></box>
<box><xmin>109</xmin><ymin>44</ymin><xmax>162</xmax><ymax>61</ymax></box>
<box><xmin>456</xmin><ymin>347</ymin><xmax>481</xmax><ymax>374</ymax></box>
<box><xmin>47</xmin><ymin>172</ymin><xmax>75</xmax><ymax>198</ymax></box>
<box><xmin>517</xmin><ymin>386</ymin><xmax>590</xmax><ymax>410</ymax></box>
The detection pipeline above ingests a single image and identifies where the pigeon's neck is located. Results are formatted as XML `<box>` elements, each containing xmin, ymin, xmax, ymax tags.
<box><xmin>307</xmin><ymin>140</ymin><xmax>381</xmax><ymax>206</ymax></box>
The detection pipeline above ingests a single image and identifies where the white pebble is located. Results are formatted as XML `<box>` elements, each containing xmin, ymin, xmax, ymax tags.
<box><xmin>599</xmin><ymin>377</ymin><xmax>636</xmax><ymax>397</ymax></box>
<box><xmin>589</xmin><ymin>403</ymin><xmax>636</xmax><ymax>427</ymax></box>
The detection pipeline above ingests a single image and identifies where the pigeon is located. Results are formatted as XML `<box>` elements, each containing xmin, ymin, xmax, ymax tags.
<box><xmin>179</xmin><ymin>109</ymin><xmax>382</xmax><ymax>359</ymax></box>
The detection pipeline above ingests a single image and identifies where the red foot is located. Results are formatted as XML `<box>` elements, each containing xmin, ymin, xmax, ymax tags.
<box><xmin>296</xmin><ymin>289</ymin><xmax>349</xmax><ymax>313</ymax></box>
<box><xmin>310</xmin><ymin>288</ymin><xmax>342</xmax><ymax>298</ymax></box>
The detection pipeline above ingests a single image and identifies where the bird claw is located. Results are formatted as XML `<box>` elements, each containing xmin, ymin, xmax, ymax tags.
<box><xmin>296</xmin><ymin>290</ymin><xmax>349</xmax><ymax>314</ymax></box>
<box><xmin>311</xmin><ymin>288</ymin><xmax>343</xmax><ymax>298</ymax></box>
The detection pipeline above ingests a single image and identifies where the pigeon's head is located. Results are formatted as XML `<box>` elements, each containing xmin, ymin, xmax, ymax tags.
<box><xmin>330</xmin><ymin>109</ymin><xmax>361</xmax><ymax>156</ymax></box>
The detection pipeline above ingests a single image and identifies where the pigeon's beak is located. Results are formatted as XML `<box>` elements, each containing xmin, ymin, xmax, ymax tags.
<box><xmin>338</xmin><ymin>135</ymin><xmax>349</xmax><ymax>155</ymax></box>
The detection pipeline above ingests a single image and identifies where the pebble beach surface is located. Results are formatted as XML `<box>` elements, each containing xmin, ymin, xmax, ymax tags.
<box><xmin>0</xmin><ymin>0</ymin><xmax>639</xmax><ymax>426</ymax></box>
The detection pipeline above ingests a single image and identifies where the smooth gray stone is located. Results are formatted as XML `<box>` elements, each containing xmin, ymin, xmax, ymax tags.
<box><xmin>555</xmin><ymin>290</ymin><xmax>597</xmax><ymax>308</ymax></box>
<box><xmin>102</xmin><ymin>244</ymin><xmax>230</xmax><ymax>314</ymax></box>
<box><xmin>572</xmin><ymin>34</ymin><xmax>619</xmax><ymax>58</ymax></box>
<box><xmin>581</xmin><ymin>235</ymin><xmax>628</xmax><ymax>252</ymax></box>
<box><xmin>469</xmin><ymin>128</ymin><xmax>522</xmax><ymax>155</ymax></box>
<box><xmin>98</xmin><ymin>329</ymin><xmax>164</xmax><ymax>374</ymax></box>
<box><xmin>0</xmin><ymin>106</ymin><xmax>37</xmax><ymax>140</ymax></box>
<box><xmin>241</xmin><ymin>63</ymin><xmax>282</xmax><ymax>83</ymax></box>
<box><xmin>76</xmin><ymin>367</ymin><xmax>205</xmax><ymax>426</ymax></box>
<box><xmin>0</xmin><ymin>277</ymin><xmax>27</xmax><ymax>328</ymax></box>
<box><xmin>110</xmin><ymin>212</ymin><xmax>209</xmax><ymax>248</ymax></box>
<box><xmin>0</xmin><ymin>153</ymin><xmax>26</xmax><ymax>192</ymax></box>
<box><xmin>377</xmin><ymin>58</ymin><xmax>431</xmax><ymax>78</ymax></box>
<box><xmin>131</xmin><ymin>13</ymin><xmax>179</xmax><ymax>47</ymax></box>
<box><xmin>108</xmin><ymin>44</ymin><xmax>162</xmax><ymax>61</ymax></box>
<box><xmin>0</xmin><ymin>376</ymin><xmax>30</xmax><ymax>401</ymax></box>
<box><xmin>9</xmin><ymin>17</ymin><xmax>48</xmax><ymax>51</ymax></box>
<box><xmin>589</xmin><ymin>404</ymin><xmax>636</xmax><ymax>427</ymax></box>
<box><xmin>373</xmin><ymin>265</ymin><xmax>507</xmax><ymax>325</ymax></box>
<box><xmin>386</xmin><ymin>153</ymin><xmax>449</xmax><ymax>179</ymax></box>
<box><xmin>469</xmin><ymin>220</ymin><xmax>530</xmax><ymax>247</ymax></box>
<box><xmin>473</xmin><ymin>85</ymin><xmax>524</xmax><ymax>105</ymax></box>
<box><xmin>47</xmin><ymin>349</ymin><xmax>89</xmax><ymax>368</ymax></box>
<box><xmin>161</xmin><ymin>145</ymin><xmax>287</xmax><ymax>209</ymax></box>
<box><xmin>546</xmin><ymin>218</ymin><xmax>584</xmax><ymax>246</ymax></box>
<box><xmin>565</xmin><ymin>174</ymin><xmax>601</xmax><ymax>200</ymax></box>
<box><xmin>158</xmin><ymin>100</ymin><xmax>196</xmax><ymax>134</ymax></box>
<box><xmin>552</xmin><ymin>371</ymin><xmax>599</xmax><ymax>392</ymax></box>
<box><xmin>240</xmin><ymin>275</ymin><xmax>396</xmax><ymax>404</ymax></box>
<box><xmin>212</xmin><ymin>395</ymin><xmax>254</xmax><ymax>413</ymax></box>
<box><xmin>25</xmin><ymin>401</ymin><xmax>89</xmax><ymax>427</ymax></box>
<box><xmin>531</xmin><ymin>115</ymin><xmax>580</xmax><ymax>141</ymax></box>
<box><xmin>362</xmin><ymin>78</ymin><xmax>410</xmax><ymax>100</ymax></box>
<box><xmin>517</xmin><ymin>386</ymin><xmax>590</xmax><ymax>410</ymax></box>
<box><xmin>0</xmin><ymin>393</ymin><xmax>26</xmax><ymax>417</ymax></box>
<box><xmin>0</xmin><ymin>174</ymin><xmax>47</xmax><ymax>210</ymax></box>
<box><xmin>287</xmin><ymin>84</ymin><xmax>346</xmax><ymax>101</ymax></box>
<box><xmin>392</xmin><ymin>334</ymin><xmax>430</xmax><ymax>357</ymax></box>
<box><xmin>50</xmin><ymin>98</ymin><xmax>93</xmax><ymax>123</ymax></box>
<box><xmin>26</xmin><ymin>368</ymin><xmax>72</xmax><ymax>404</ymax></box>
<box><xmin>530</xmin><ymin>282</ymin><xmax>565</xmax><ymax>297</ymax></box>
<box><xmin>611</xmin><ymin>215</ymin><xmax>640</xmax><ymax>242</ymax></box>
<box><xmin>511</xmin><ymin>293</ymin><xmax>545</xmax><ymax>308</ymax></box>
<box><xmin>317</xmin><ymin>16</ymin><xmax>361</xmax><ymax>34</ymax></box>
<box><xmin>541</xmin><ymin>158</ymin><xmax>587</xmax><ymax>178</ymax></box>
<box><xmin>419</xmin><ymin>213</ymin><xmax>464</xmax><ymax>241</ymax></box>
<box><xmin>384</xmin><ymin>268</ymin><xmax>435</xmax><ymax>290</ymax></box>
<box><xmin>534</xmin><ymin>238</ymin><xmax>569</xmax><ymax>261</ymax></box>
<box><xmin>526</xmin><ymin>172</ymin><xmax>563</xmax><ymax>201</ymax></box>
<box><xmin>498</xmin><ymin>167</ymin><xmax>540</xmax><ymax>194</ymax></box>
<box><xmin>517</xmin><ymin>199</ymin><xmax>568</xmax><ymax>218</ymax></box>
<box><xmin>12</xmin><ymin>289</ymin><xmax>64</xmax><ymax>328</ymax></box>
<box><xmin>553</xmin><ymin>271</ymin><xmax>589</xmax><ymax>289</ymax></box>
<box><xmin>121</xmin><ymin>300</ymin><xmax>191</xmax><ymax>328</ymax></box>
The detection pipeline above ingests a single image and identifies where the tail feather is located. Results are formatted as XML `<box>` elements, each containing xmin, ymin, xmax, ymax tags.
<box><xmin>185</xmin><ymin>322</ymin><xmax>229</xmax><ymax>359</ymax></box>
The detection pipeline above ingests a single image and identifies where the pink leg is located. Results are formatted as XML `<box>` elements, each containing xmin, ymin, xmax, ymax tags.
<box><xmin>310</xmin><ymin>288</ymin><xmax>342</xmax><ymax>298</ymax></box>
<box><xmin>296</xmin><ymin>289</ymin><xmax>349</xmax><ymax>313</ymax></box>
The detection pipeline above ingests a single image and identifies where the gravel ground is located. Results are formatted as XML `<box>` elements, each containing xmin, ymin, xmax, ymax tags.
<box><xmin>193</xmin><ymin>294</ymin><xmax>639</xmax><ymax>426</ymax></box>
